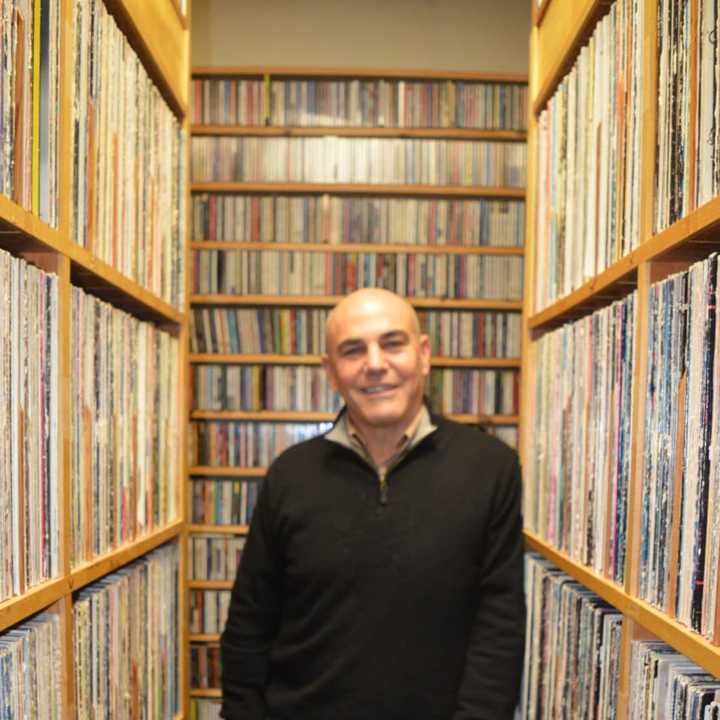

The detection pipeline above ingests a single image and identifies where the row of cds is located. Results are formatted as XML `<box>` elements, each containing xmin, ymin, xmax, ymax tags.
<box><xmin>71</xmin><ymin>288</ymin><xmax>180</xmax><ymax>565</ymax></box>
<box><xmin>191</xmin><ymin>136</ymin><xmax>526</xmax><ymax>187</ymax></box>
<box><xmin>190</xmin><ymin>307</ymin><xmax>521</xmax><ymax>359</ymax></box>
<box><xmin>192</xmin><ymin>193</ymin><xmax>525</xmax><ymax>247</ymax></box>
<box><xmin>72</xmin><ymin>0</ymin><xmax>186</xmax><ymax>307</ymax></box>
<box><xmin>192</xmin><ymin>478</ymin><xmax>259</xmax><ymax>526</ymax></box>
<box><xmin>192</xmin><ymin>76</ymin><xmax>528</xmax><ymax>130</ymax></box>
<box><xmin>190</xmin><ymin>533</ymin><xmax>246</xmax><ymax>581</ymax></box>
<box><xmin>189</xmin><ymin>590</ymin><xmax>231</xmax><ymax>635</ymax></box>
<box><xmin>189</xmin><ymin>421</ymin><xmax>333</xmax><ymax>468</ymax></box>
<box><xmin>192</xmin><ymin>365</ymin><xmax>518</xmax><ymax>416</ymax></box>
<box><xmin>188</xmin><ymin>420</ymin><xmax>516</xmax><ymax>470</ymax></box>
<box><xmin>193</xmin><ymin>249</ymin><xmax>523</xmax><ymax>300</ymax></box>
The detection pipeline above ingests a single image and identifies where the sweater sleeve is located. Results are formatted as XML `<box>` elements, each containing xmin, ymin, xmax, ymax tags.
<box><xmin>220</xmin><ymin>468</ymin><xmax>283</xmax><ymax>720</ymax></box>
<box><xmin>452</xmin><ymin>455</ymin><xmax>526</xmax><ymax>720</ymax></box>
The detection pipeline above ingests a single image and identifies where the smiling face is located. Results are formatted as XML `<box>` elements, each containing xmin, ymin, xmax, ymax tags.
<box><xmin>322</xmin><ymin>289</ymin><xmax>430</xmax><ymax>438</ymax></box>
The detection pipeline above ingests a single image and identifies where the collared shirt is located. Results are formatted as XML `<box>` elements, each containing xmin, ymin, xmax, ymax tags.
<box><xmin>325</xmin><ymin>405</ymin><xmax>437</xmax><ymax>503</ymax></box>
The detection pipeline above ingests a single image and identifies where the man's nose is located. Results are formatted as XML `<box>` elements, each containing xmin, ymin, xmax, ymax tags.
<box><xmin>365</xmin><ymin>344</ymin><xmax>387</xmax><ymax>372</ymax></box>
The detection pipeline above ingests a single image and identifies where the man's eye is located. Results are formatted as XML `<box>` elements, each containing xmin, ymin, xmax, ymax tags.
<box><xmin>383</xmin><ymin>340</ymin><xmax>404</xmax><ymax>350</ymax></box>
<box><xmin>341</xmin><ymin>346</ymin><xmax>363</xmax><ymax>356</ymax></box>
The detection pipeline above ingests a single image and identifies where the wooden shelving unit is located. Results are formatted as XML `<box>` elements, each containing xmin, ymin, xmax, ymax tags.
<box><xmin>189</xmin><ymin>353</ymin><xmax>521</xmax><ymax>368</ymax></box>
<box><xmin>190</xmin><ymin>295</ymin><xmax>523</xmax><ymax>310</ymax></box>
<box><xmin>190</xmin><ymin>241</ymin><xmax>525</xmax><ymax>255</ymax></box>
<box><xmin>188</xmin><ymin>65</ymin><xmax>528</xmax><ymax>706</ymax></box>
<box><xmin>523</xmin><ymin>0</ymin><xmax>720</xmax><ymax>715</ymax></box>
<box><xmin>0</xmin><ymin>0</ymin><xmax>189</xmax><ymax>716</ymax></box>
<box><xmin>191</xmin><ymin>182</ymin><xmax>525</xmax><ymax>199</ymax></box>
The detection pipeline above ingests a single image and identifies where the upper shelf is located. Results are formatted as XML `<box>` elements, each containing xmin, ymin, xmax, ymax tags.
<box><xmin>191</xmin><ymin>183</ymin><xmax>525</xmax><ymax>199</ymax></box>
<box><xmin>192</xmin><ymin>66</ymin><xmax>528</xmax><ymax>84</ymax></box>
<box><xmin>190</xmin><ymin>241</ymin><xmax>524</xmax><ymax>256</ymax></box>
<box><xmin>191</xmin><ymin>295</ymin><xmax>523</xmax><ymax>311</ymax></box>
<box><xmin>531</xmin><ymin>0</ymin><xmax>612</xmax><ymax>114</ymax></box>
<box><xmin>0</xmin><ymin>195</ymin><xmax>183</xmax><ymax>327</ymax></box>
<box><xmin>527</xmin><ymin>194</ymin><xmax>720</xmax><ymax>332</ymax></box>
<box><xmin>191</xmin><ymin>126</ymin><xmax>526</xmax><ymax>141</ymax></box>
<box><xmin>105</xmin><ymin>0</ymin><xmax>189</xmax><ymax>117</ymax></box>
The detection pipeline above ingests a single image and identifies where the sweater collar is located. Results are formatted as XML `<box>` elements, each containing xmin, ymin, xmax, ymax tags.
<box><xmin>325</xmin><ymin>404</ymin><xmax>437</xmax><ymax>462</ymax></box>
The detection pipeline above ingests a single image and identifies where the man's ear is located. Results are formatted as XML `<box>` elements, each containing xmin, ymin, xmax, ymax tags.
<box><xmin>321</xmin><ymin>352</ymin><xmax>338</xmax><ymax>392</ymax></box>
<box><xmin>418</xmin><ymin>334</ymin><xmax>431</xmax><ymax>375</ymax></box>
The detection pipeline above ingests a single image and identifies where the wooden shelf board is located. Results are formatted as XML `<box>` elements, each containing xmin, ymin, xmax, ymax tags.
<box><xmin>452</xmin><ymin>414</ymin><xmax>519</xmax><ymax>425</ymax></box>
<box><xmin>0</xmin><ymin>197</ymin><xmax>183</xmax><ymax>327</ymax></box>
<box><xmin>0</xmin><ymin>195</ymin><xmax>66</xmax><ymax>255</ymax></box>
<box><xmin>190</xmin><ymin>295</ymin><xmax>523</xmax><ymax>311</ymax></box>
<box><xmin>168</xmin><ymin>0</ymin><xmax>187</xmax><ymax>28</ymax></box>
<box><xmin>528</xmin><ymin>255</ymin><xmax>638</xmax><ymax>330</ymax></box>
<box><xmin>69</xmin><ymin>520</ymin><xmax>183</xmax><ymax>593</ymax></box>
<box><xmin>188</xmin><ymin>524</ymin><xmax>249</xmax><ymax>535</ymax></box>
<box><xmin>190</xmin><ymin>182</ymin><xmax>525</xmax><ymax>199</ymax></box>
<box><xmin>524</xmin><ymin>530</ymin><xmax>720</xmax><ymax>677</ymax></box>
<box><xmin>638</xmin><ymin>193</ymin><xmax>720</xmax><ymax>264</ymax></box>
<box><xmin>189</xmin><ymin>466</ymin><xmax>266</xmax><ymax>477</ymax></box>
<box><xmin>0</xmin><ymin>577</ymin><xmax>69</xmax><ymax>633</ymax></box>
<box><xmin>191</xmin><ymin>410</ymin><xmax>337</xmax><ymax>422</ymax></box>
<box><xmin>188</xmin><ymin>353</ymin><xmax>521</xmax><ymax>368</ymax></box>
<box><xmin>528</xmin><ymin>197</ymin><xmax>720</xmax><ymax>331</ymax></box>
<box><xmin>189</xmin><ymin>634</ymin><xmax>221</xmax><ymax>642</ymax></box>
<box><xmin>188</xmin><ymin>580</ymin><xmax>234</xmax><ymax>590</ymax></box>
<box><xmin>191</xmin><ymin>125</ymin><xmax>526</xmax><ymax>141</ymax></box>
<box><xmin>192</xmin><ymin>66</ymin><xmax>528</xmax><ymax>83</ymax></box>
<box><xmin>190</xmin><ymin>241</ymin><xmax>524</xmax><ymax>255</ymax></box>
<box><xmin>190</xmin><ymin>689</ymin><xmax>222</xmax><ymax>698</ymax></box>
<box><xmin>190</xmin><ymin>410</ymin><xmax>517</xmax><ymax>424</ymax></box>
<box><xmin>534</xmin><ymin>0</ymin><xmax>552</xmax><ymax>26</ymax></box>
<box><xmin>65</xmin><ymin>242</ymin><xmax>184</xmax><ymax>327</ymax></box>
<box><xmin>524</xmin><ymin>530</ymin><xmax>630</xmax><ymax>610</ymax></box>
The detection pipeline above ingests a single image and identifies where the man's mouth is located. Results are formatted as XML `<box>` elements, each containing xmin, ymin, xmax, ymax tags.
<box><xmin>360</xmin><ymin>385</ymin><xmax>396</xmax><ymax>395</ymax></box>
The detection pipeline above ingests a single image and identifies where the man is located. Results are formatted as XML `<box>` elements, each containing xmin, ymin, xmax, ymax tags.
<box><xmin>221</xmin><ymin>288</ymin><xmax>525</xmax><ymax>719</ymax></box>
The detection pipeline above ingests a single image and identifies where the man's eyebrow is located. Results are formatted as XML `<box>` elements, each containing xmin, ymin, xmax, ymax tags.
<box><xmin>336</xmin><ymin>338</ymin><xmax>365</xmax><ymax>352</ymax></box>
<box><xmin>380</xmin><ymin>330</ymin><xmax>410</xmax><ymax>341</ymax></box>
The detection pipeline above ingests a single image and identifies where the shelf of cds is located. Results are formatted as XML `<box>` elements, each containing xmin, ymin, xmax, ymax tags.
<box><xmin>188</xmin><ymin>66</ymin><xmax>528</xmax><ymax>701</ymax></box>
<box><xmin>0</xmin><ymin>0</ymin><xmax>188</xmax><ymax>717</ymax></box>
<box><xmin>522</xmin><ymin>0</ymin><xmax>720</xmax><ymax>716</ymax></box>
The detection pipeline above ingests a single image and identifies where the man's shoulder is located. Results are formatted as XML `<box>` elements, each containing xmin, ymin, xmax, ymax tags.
<box><xmin>266</xmin><ymin>433</ymin><xmax>333</xmax><ymax>478</ymax></box>
<box><xmin>432</xmin><ymin>414</ymin><xmax>518</xmax><ymax>467</ymax></box>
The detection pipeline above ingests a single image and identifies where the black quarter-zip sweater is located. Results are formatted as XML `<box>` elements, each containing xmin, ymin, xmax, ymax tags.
<box><xmin>220</xmin><ymin>412</ymin><xmax>525</xmax><ymax>720</ymax></box>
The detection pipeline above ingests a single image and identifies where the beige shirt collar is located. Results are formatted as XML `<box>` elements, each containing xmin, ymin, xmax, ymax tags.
<box><xmin>325</xmin><ymin>404</ymin><xmax>437</xmax><ymax>473</ymax></box>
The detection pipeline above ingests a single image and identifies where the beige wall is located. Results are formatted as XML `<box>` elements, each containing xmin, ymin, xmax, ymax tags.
<box><xmin>191</xmin><ymin>0</ymin><xmax>530</xmax><ymax>75</ymax></box>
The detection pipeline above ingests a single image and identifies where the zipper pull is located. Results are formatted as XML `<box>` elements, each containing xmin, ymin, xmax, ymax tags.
<box><xmin>379</xmin><ymin>472</ymin><xmax>388</xmax><ymax>505</ymax></box>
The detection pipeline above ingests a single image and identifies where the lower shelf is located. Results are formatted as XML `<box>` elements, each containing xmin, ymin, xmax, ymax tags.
<box><xmin>0</xmin><ymin>520</ymin><xmax>184</xmax><ymax>633</ymax></box>
<box><xmin>524</xmin><ymin>529</ymin><xmax>720</xmax><ymax>677</ymax></box>
<box><xmin>190</xmin><ymin>410</ymin><xmax>519</xmax><ymax>425</ymax></box>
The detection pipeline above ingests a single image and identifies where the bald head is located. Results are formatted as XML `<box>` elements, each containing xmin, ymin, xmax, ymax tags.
<box><xmin>325</xmin><ymin>288</ymin><xmax>421</xmax><ymax>351</ymax></box>
<box><xmin>322</xmin><ymin>288</ymin><xmax>430</xmax><ymax>437</ymax></box>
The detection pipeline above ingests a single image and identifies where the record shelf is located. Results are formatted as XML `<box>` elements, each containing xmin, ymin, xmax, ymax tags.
<box><xmin>522</xmin><ymin>0</ymin><xmax>720</xmax><ymax>716</ymax></box>
<box><xmin>0</xmin><ymin>0</ymin><xmax>189</xmax><ymax>716</ymax></box>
